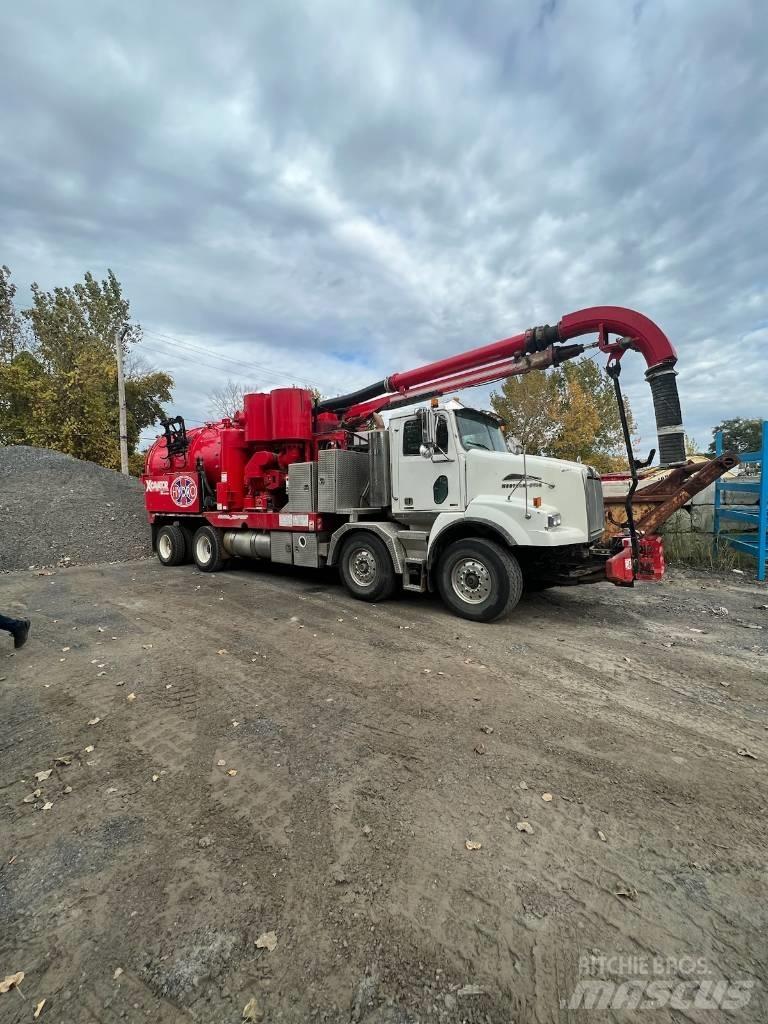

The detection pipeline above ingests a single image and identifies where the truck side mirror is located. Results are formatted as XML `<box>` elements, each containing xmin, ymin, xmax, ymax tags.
<box><xmin>417</xmin><ymin>407</ymin><xmax>436</xmax><ymax>458</ymax></box>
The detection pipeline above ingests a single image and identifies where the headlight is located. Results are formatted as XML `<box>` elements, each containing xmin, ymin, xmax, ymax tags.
<box><xmin>547</xmin><ymin>513</ymin><xmax>562</xmax><ymax>529</ymax></box>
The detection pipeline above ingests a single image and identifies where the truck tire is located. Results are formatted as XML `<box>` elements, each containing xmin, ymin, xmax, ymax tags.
<box><xmin>339</xmin><ymin>533</ymin><xmax>397</xmax><ymax>603</ymax></box>
<box><xmin>192</xmin><ymin>525</ymin><xmax>227</xmax><ymax>572</ymax></box>
<box><xmin>156</xmin><ymin>524</ymin><xmax>188</xmax><ymax>567</ymax></box>
<box><xmin>436</xmin><ymin>537</ymin><xmax>523</xmax><ymax>622</ymax></box>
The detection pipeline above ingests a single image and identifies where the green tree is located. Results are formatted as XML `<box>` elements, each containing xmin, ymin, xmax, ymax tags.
<box><xmin>490</xmin><ymin>357</ymin><xmax>637</xmax><ymax>473</ymax></box>
<box><xmin>707</xmin><ymin>417</ymin><xmax>763</xmax><ymax>455</ymax></box>
<box><xmin>0</xmin><ymin>267</ymin><xmax>174</xmax><ymax>471</ymax></box>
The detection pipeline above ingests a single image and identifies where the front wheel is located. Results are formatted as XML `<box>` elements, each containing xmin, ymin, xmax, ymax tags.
<box><xmin>338</xmin><ymin>533</ymin><xmax>397</xmax><ymax>603</ymax></box>
<box><xmin>192</xmin><ymin>525</ymin><xmax>227</xmax><ymax>572</ymax></box>
<box><xmin>436</xmin><ymin>537</ymin><xmax>523</xmax><ymax>622</ymax></box>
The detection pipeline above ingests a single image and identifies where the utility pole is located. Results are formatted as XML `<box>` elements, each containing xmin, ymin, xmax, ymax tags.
<box><xmin>115</xmin><ymin>324</ymin><xmax>129</xmax><ymax>475</ymax></box>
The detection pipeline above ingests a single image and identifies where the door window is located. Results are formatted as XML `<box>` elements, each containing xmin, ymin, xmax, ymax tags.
<box><xmin>402</xmin><ymin>419</ymin><xmax>422</xmax><ymax>456</ymax></box>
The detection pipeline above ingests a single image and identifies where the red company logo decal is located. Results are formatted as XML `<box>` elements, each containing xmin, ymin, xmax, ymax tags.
<box><xmin>170</xmin><ymin>475</ymin><xmax>198</xmax><ymax>508</ymax></box>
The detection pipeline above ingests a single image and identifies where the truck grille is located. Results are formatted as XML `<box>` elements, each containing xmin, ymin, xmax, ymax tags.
<box><xmin>585</xmin><ymin>470</ymin><xmax>604</xmax><ymax>540</ymax></box>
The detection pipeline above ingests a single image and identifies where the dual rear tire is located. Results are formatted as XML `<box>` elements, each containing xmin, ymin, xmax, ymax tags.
<box><xmin>156</xmin><ymin>523</ymin><xmax>227</xmax><ymax>572</ymax></box>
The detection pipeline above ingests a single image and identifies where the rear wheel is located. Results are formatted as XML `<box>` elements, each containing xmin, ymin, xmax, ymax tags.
<box><xmin>339</xmin><ymin>533</ymin><xmax>396</xmax><ymax>602</ymax></box>
<box><xmin>156</xmin><ymin>524</ymin><xmax>188</xmax><ymax>567</ymax></box>
<box><xmin>436</xmin><ymin>537</ymin><xmax>523</xmax><ymax>622</ymax></box>
<box><xmin>192</xmin><ymin>525</ymin><xmax>227</xmax><ymax>572</ymax></box>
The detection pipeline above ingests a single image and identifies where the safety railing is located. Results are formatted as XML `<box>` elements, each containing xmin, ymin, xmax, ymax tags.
<box><xmin>713</xmin><ymin>422</ymin><xmax>767</xmax><ymax>581</ymax></box>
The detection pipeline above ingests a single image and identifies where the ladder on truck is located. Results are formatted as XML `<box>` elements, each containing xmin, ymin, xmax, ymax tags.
<box><xmin>713</xmin><ymin>422</ymin><xmax>768</xmax><ymax>581</ymax></box>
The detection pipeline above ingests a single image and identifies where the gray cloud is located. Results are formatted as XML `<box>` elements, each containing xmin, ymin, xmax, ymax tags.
<box><xmin>1</xmin><ymin>0</ymin><xmax>766</xmax><ymax>449</ymax></box>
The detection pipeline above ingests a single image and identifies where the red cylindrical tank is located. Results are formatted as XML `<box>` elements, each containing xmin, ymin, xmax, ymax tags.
<box><xmin>244</xmin><ymin>393</ymin><xmax>272</xmax><ymax>443</ymax></box>
<box><xmin>145</xmin><ymin>425</ymin><xmax>222</xmax><ymax>482</ymax></box>
<box><xmin>217</xmin><ymin>427</ymin><xmax>248</xmax><ymax>510</ymax></box>
<box><xmin>270</xmin><ymin>388</ymin><xmax>313</xmax><ymax>441</ymax></box>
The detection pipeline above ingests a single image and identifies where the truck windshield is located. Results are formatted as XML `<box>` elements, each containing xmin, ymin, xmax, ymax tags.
<box><xmin>455</xmin><ymin>409</ymin><xmax>507</xmax><ymax>452</ymax></box>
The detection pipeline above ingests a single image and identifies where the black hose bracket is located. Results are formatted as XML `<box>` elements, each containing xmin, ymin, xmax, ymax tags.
<box><xmin>606</xmin><ymin>359</ymin><xmax>639</xmax><ymax>580</ymax></box>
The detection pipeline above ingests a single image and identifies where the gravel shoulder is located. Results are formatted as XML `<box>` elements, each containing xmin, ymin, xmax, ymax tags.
<box><xmin>1</xmin><ymin>560</ymin><xmax>766</xmax><ymax>1022</ymax></box>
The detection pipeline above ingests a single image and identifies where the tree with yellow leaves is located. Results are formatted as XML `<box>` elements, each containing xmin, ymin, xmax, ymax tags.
<box><xmin>490</xmin><ymin>357</ymin><xmax>637</xmax><ymax>473</ymax></box>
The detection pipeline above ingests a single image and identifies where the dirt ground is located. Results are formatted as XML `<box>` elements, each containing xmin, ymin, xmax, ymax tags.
<box><xmin>1</xmin><ymin>558</ymin><xmax>766</xmax><ymax>1023</ymax></box>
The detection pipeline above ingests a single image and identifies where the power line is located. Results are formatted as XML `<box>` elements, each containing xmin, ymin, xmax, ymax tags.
<box><xmin>141</xmin><ymin>327</ymin><xmax>334</xmax><ymax>392</ymax></box>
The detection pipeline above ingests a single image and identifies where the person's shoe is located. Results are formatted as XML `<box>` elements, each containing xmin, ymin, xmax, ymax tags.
<box><xmin>13</xmin><ymin>619</ymin><xmax>30</xmax><ymax>649</ymax></box>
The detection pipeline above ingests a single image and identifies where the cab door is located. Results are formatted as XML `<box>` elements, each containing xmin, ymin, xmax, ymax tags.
<box><xmin>391</xmin><ymin>413</ymin><xmax>464</xmax><ymax>514</ymax></box>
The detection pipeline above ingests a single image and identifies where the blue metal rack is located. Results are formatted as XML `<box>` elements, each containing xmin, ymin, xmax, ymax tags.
<box><xmin>713</xmin><ymin>421</ymin><xmax>768</xmax><ymax>580</ymax></box>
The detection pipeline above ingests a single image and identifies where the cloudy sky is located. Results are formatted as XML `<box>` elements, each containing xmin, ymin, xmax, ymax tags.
<box><xmin>2</xmin><ymin>0</ymin><xmax>766</xmax><ymax>451</ymax></box>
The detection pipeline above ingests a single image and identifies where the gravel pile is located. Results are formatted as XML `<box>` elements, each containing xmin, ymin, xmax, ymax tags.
<box><xmin>0</xmin><ymin>446</ymin><xmax>152</xmax><ymax>570</ymax></box>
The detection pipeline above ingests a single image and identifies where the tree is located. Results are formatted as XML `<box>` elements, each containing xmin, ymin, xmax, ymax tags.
<box><xmin>0</xmin><ymin>267</ymin><xmax>174</xmax><ymax>472</ymax></box>
<box><xmin>490</xmin><ymin>357</ymin><xmax>637</xmax><ymax>473</ymax></box>
<box><xmin>208</xmin><ymin>379</ymin><xmax>257</xmax><ymax>419</ymax></box>
<box><xmin>707</xmin><ymin>417</ymin><xmax>763</xmax><ymax>455</ymax></box>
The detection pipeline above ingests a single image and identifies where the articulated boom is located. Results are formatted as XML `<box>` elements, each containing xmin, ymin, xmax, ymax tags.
<box><xmin>318</xmin><ymin>305</ymin><xmax>685</xmax><ymax>467</ymax></box>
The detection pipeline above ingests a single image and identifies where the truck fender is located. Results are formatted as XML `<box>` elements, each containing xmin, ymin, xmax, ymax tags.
<box><xmin>327</xmin><ymin>522</ymin><xmax>405</xmax><ymax>573</ymax></box>
<box><xmin>426</xmin><ymin>510</ymin><xmax>522</xmax><ymax>572</ymax></box>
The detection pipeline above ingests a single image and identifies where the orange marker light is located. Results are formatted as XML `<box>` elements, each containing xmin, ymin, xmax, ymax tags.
<box><xmin>430</xmin><ymin>398</ymin><xmax>439</xmax><ymax>408</ymax></box>
<box><xmin>533</xmin><ymin>496</ymin><xmax>542</xmax><ymax>508</ymax></box>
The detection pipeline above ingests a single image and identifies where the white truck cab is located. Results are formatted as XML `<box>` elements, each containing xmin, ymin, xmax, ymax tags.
<box><xmin>328</xmin><ymin>400</ymin><xmax>605</xmax><ymax>621</ymax></box>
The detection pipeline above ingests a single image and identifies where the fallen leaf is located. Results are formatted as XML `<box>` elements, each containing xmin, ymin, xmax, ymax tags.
<box><xmin>519</xmin><ymin>781</ymin><xmax>528</xmax><ymax>790</ymax></box>
<box><xmin>63</xmin><ymin>786</ymin><xmax>72</xmax><ymax>794</ymax></box>
<box><xmin>42</xmin><ymin>801</ymin><xmax>53</xmax><ymax>811</ymax></box>
<box><xmin>232</xmin><ymin>720</ymin><xmax>240</xmax><ymax>727</ymax></box>
<box><xmin>126</xmin><ymin>692</ymin><xmax>137</xmax><ymax>701</ymax></box>
<box><xmin>614</xmin><ymin>886</ymin><xmax>638</xmax><ymax>901</ymax></box>
<box><xmin>226</xmin><ymin>769</ymin><xmax>238</xmax><ymax>777</ymax></box>
<box><xmin>362</xmin><ymin>824</ymin><xmax>372</xmax><ymax>836</ymax></box>
<box><xmin>255</xmin><ymin>931</ymin><xmax>278</xmax><ymax>952</ymax></box>
<box><xmin>61</xmin><ymin>647</ymin><xmax>70</xmax><ymax>652</ymax></box>
<box><xmin>34</xmin><ymin>998</ymin><xmax>46</xmax><ymax>1018</ymax></box>
<box><xmin>152</xmin><ymin>774</ymin><xmax>159</xmax><ymax>782</ymax></box>
<box><xmin>113</xmin><ymin>968</ymin><xmax>123</xmax><ymax>979</ymax></box>
<box><xmin>217</xmin><ymin>649</ymin><xmax>228</xmax><ymax>655</ymax></box>
<box><xmin>106</xmin><ymin>787</ymin><xmax>117</xmax><ymax>794</ymax></box>
<box><xmin>242</xmin><ymin>996</ymin><xmax>261</xmax><ymax>1021</ymax></box>
<box><xmin>217</xmin><ymin>759</ymin><xmax>226</xmax><ymax>767</ymax></box>
<box><xmin>165</xmin><ymin>684</ymin><xmax>172</xmax><ymax>689</ymax></box>
<box><xmin>480</xmin><ymin>725</ymin><xmax>494</xmax><ymax>735</ymax></box>
<box><xmin>597</xmin><ymin>830</ymin><xmax>607</xmax><ymax>842</ymax></box>
<box><xmin>465</xmin><ymin>839</ymin><xmax>482</xmax><ymax>850</ymax></box>
<box><xmin>54</xmin><ymin>756</ymin><xmax>72</xmax><ymax>766</ymax></box>
<box><xmin>688</xmin><ymin>627</ymin><xmax>705</xmax><ymax>634</ymax></box>
<box><xmin>88</xmin><ymin>717</ymin><xmax>101</xmax><ymax>726</ymax></box>
<box><xmin>34</xmin><ymin>769</ymin><xmax>52</xmax><ymax>782</ymax></box>
<box><xmin>473</xmin><ymin>743</ymin><xmax>486</xmax><ymax>755</ymax></box>
<box><xmin>97</xmin><ymin>626</ymin><xmax>105</xmax><ymax>632</ymax></box>
<box><xmin>737</xmin><ymin>748</ymin><xmax>757</xmax><ymax>759</ymax></box>
<box><xmin>516</xmin><ymin>820</ymin><xmax>534</xmax><ymax>834</ymax></box>
<box><xmin>84</xmin><ymin>745</ymin><xmax>94</xmax><ymax>753</ymax></box>
<box><xmin>541</xmin><ymin>793</ymin><xmax>553</xmax><ymax>802</ymax></box>
<box><xmin>97</xmin><ymin>672</ymin><xmax>106</xmax><ymax>677</ymax></box>
<box><xmin>142</xmin><ymin>644</ymin><xmax>153</xmax><ymax>649</ymax></box>
<box><xmin>0</xmin><ymin>972</ymin><xmax>24</xmax><ymax>993</ymax></box>
<box><xmin>116</xmin><ymin>681</ymin><xmax>125</xmax><ymax>687</ymax></box>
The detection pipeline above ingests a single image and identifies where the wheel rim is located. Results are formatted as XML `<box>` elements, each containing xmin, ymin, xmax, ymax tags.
<box><xmin>158</xmin><ymin>534</ymin><xmax>172</xmax><ymax>560</ymax></box>
<box><xmin>349</xmin><ymin>546</ymin><xmax>377</xmax><ymax>587</ymax></box>
<box><xmin>196</xmin><ymin>534</ymin><xmax>212</xmax><ymax>564</ymax></box>
<box><xmin>450</xmin><ymin>557</ymin><xmax>492</xmax><ymax>604</ymax></box>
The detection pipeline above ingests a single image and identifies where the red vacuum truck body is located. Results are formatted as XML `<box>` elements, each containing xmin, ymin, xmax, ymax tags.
<box><xmin>141</xmin><ymin>306</ymin><xmax>705</xmax><ymax>622</ymax></box>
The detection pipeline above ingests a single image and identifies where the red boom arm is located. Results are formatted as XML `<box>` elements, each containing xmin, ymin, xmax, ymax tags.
<box><xmin>316</xmin><ymin>305</ymin><xmax>685</xmax><ymax>466</ymax></box>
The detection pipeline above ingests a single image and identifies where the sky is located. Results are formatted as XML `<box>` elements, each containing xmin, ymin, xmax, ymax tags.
<box><xmin>1</xmin><ymin>0</ymin><xmax>766</xmax><ymax>452</ymax></box>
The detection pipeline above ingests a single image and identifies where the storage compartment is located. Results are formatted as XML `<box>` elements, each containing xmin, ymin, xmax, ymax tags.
<box><xmin>270</xmin><ymin>531</ymin><xmax>294</xmax><ymax>564</ymax></box>
<box><xmin>318</xmin><ymin>449</ymin><xmax>370</xmax><ymax>513</ymax></box>
<box><xmin>287</xmin><ymin>462</ymin><xmax>317</xmax><ymax>512</ymax></box>
<box><xmin>292</xmin><ymin>532</ymin><xmax>319</xmax><ymax>567</ymax></box>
